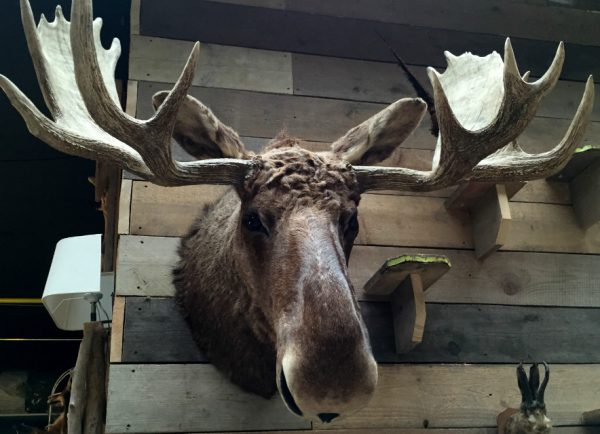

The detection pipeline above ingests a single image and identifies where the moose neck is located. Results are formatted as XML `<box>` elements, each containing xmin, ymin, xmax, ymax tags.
<box><xmin>174</xmin><ymin>189</ymin><xmax>278</xmax><ymax>397</ymax></box>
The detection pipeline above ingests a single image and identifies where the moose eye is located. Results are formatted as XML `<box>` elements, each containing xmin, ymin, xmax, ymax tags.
<box><xmin>243</xmin><ymin>212</ymin><xmax>267</xmax><ymax>235</ymax></box>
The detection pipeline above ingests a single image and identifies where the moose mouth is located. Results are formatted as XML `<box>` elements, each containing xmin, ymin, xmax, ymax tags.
<box><xmin>279</xmin><ymin>370</ymin><xmax>303</xmax><ymax>417</ymax></box>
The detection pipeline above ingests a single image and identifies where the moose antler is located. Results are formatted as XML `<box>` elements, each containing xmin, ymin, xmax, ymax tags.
<box><xmin>0</xmin><ymin>0</ymin><xmax>256</xmax><ymax>187</ymax></box>
<box><xmin>0</xmin><ymin>0</ymin><xmax>594</xmax><ymax>192</ymax></box>
<box><xmin>355</xmin><ymin>41</ymin><xmax>594</xmax><ymax>191</ymax></box>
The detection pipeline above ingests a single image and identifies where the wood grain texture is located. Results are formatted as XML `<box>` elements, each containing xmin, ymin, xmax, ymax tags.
<box><xmin>130</xmin><ymin>36</ymin><xmax>292</xmax><ymax>94</ymax></box>
<box><xmin>292</xmin><ymin>53</ymin><xmax>600</xmax><ymax>122</ymax></box>
<box><xmin>283</xmin><ymin>0</ymin><xmax>600</xmax><ymax>47</ymax></box>
<box><xmin>128</xmin><ymin>182</ymin><xmax>476</xmax><ymax>248</ymax></box>
<box><xmin>120</xmin><ymin>297</ymin><xmax>600</xmax><ymax>364</ymax></box>
<box><xmin>139</xmin><ymin>0</ymin><xmax>600</xmax><ymax>81</ymax></box>
<box><xmin>504</xmin><ymin>201</ymin><xmax>600</xmax><ymax>253</ymax></box>
<box><xmin>109</xmin><ymin>297</ymin><xmax>126</xmax><ymax>363</ymax></box>
<box><xmin>105</xmin><ymin>364</ymin><xmax>310</xmax><ymax>433</ymax></box>
<box><xmin>117</xmin><ymin>179</ymin><xmax>132</xmax><ymax>235</ymax></box>
<box><xmin>129</xmin><ymin>182</ymin><xmax>600</xmax><ymax>253</ymax></box>
<box><xmin>470</xmin><ymin>184</ymin><xmax>512</xmax><ymax>259</ymax></box>
<box><xmin>128</xmin><ymin>36</ymin><xmax>599</xmax><ymax>121</ymax></box>
<box><xmin>105</xmin><ymin>363</ymin><xmax>600</xmax><ymax>431</ymax></box>
<box><xmin>206</xmin><ymin>0</ymin><xmax>600</xmax><ymax>48</ymax></box>
<box><xmin>320</xmin><ymin>364</ymin><xmax>600</xmax><ymax>430</ymax></box>
<box><xmin>130</xmin><ymin>0</ymin><xmax>140</xmax><ymax>35</ymax></box>
<box><xmin>116</xmin><ymin>235</ymin><xmax>600</xmax><ymax>307</ymax></box>
<box><xmin>136</xmin><ymin>82</ymin><xmax>600</xmax><ymax>154</ymax></box>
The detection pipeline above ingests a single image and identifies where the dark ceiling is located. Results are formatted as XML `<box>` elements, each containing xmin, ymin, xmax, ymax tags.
<box><xmin>0</xmin><ymin>0</ymin><xmax>130</xmax><ymax>367</ymax></box>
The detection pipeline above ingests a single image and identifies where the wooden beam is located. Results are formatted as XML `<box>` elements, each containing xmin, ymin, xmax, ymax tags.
<box><xmin>120</xmin><ymin>297</ymin><xmax>600</xmax><ymax>364</ymax></box>
<box><xmin>117</xmin><ymin>179</ymin><xmax>132</xmax><ymax>235</ymax></box>
<box><xmin>105</xmin><ymin>364</ymin><xmax>310</xmax><ymax>433</ymax></box>
<box><xmin>130</xmin><ymin>36</ymin><xmax>292</xmax><ymax>94</ymax></box>
<box><xmin>549</xmin><ymin>146</ymin><xmax>600</xmax><ymax>229</ymax></box>
<box><xmin>391</xmin><ymin>274</ymin><xmax>426</xmax><ymax>353</ymax></box>
<box><xmin>109</xmin><ymin>297</ymin><xmax>125</xmax><ymax>364</ymax></box>
<box><xmin>126</xmin><ymin>182</ymin><xmax>600</xmax><ymax>254</ymax></box>
<box><xmin>115</xmin><ymin>235</ymin><xmax>600</xmax><ymax>307</ymax></box>
<box><xmin>207</xmin><ymin>0</ymin><xmax>600</xmax><ymax>48</ymax></box>
<box><xmin>105</xmin><ymin>363</ymin><xmax>600</xmax><ymax>432</ymax></box>
<box><xmin>138</xmin><ymin>0</ymin><xmax>600</xmax><ymax>81</ymax></box>
<box><xmin>136</xmin><ymin>82</ymin><xmax>600</xmax><ymax>153</ymax></box>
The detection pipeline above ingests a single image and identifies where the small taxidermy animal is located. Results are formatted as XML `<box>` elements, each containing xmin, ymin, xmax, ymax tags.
<box><xmin>504</xmin><ymin>362</ymin><xmax>552</xmax><ymax>434</ymax></box>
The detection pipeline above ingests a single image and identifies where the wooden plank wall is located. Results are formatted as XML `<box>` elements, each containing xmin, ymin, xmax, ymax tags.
<box><xmin>107</xmin><ymin>1</ymin><xmax>600</xmax><ymax>433</ymax></box>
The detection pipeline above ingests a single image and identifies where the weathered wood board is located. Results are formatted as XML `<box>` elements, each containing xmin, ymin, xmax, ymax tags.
<box><xmin>120</xmin><ymin>296</ymin><xmax>600</xmax><ymax>364</ymax></box>
<box><xmin>106</xmin><ymin>363</ymin><xmax>600</xmax><ymax>431</ymax></box>
<box><xmin>130</xmin><ymin>35</ymin><xmax>600</xmax><ymax>121</ymax></box>
<box><xmin>136</xmin><ymin>82</ymin><xmax>600</xmax><ymax>153</ymax></box>
<box><xmin>116</xmin><ymin>235</ymin><xmax>600</xmax><ymax>307</ymax></box>
<box><xmin>105</xmin><ymin>364</ymin><xmax>310</xmax><ymax>433</ymax></box>
<box><xmin>208</xmin><ymin>0</ymin><xmax>600</xmax><ymax>47</ymax></box>
<box><xmin>130</xmin><ymin>36</ymin><xmax>293</xmax><ymax>94</ymax></box>
<box><xmin>138</xmin><ymin>0</ymin><xmax>600</xmax><ymax>81</ymax></box>
<box><xmin>126</xmin><ymin>182</ymin><xmax>600</xmax><ymax>254</ymax></box>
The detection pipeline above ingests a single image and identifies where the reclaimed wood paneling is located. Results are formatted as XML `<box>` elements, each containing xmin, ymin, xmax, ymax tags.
<box><xmin>127</xmin><ymin>182</ymin><xmax>600</xmax><ymax>253</ymax></box>
<box><xmin>130</xmin><ymin>36</ymin><xmax>293</xmax><ymax>93</ymax></box>
<box><xmin>351</xmin><ymin>246</ymin><xmax>600</xmax><ymax>307</ymax></box>
<box><xmin>116</xmin><ymin>236</ymin><xmax>600</xmax><ymax>307</ymax></box>
<box><xmin>121</xmin><ymin>297</ymin><xmax>600</xmax><ymax>364</ymax></box>
<box><xmin>105</xmin><ymin>364</ymin><xmax>310</xmax><ymax>433</ymax></box>
<box><xmin>117</xmin><ymin>179</ymin><xmax>132</xmax><ymax>235</ymax></box>
<box><xmin>504</xmin><ymin>201</ymin><xmax>600</xmax><ymax>253</ymax></box>
<box><xmin>139</xmin><ymin>0</ymin><xmax>600</xmax><ymax>81</ymax></box>
<box><xmin>128</xmin><ymin>183</ymin><xmax>474</xmax><ymax>247</ymax></box>
<box><xmin>282</xmin><ymin>0</ymin><xmax>600</xmax><ymax>47</ymax></box>
<box><xmin>137</xmin><ymin>82</ymin><xmax>600</xmax><ymax>154</ymax></box>
<box><xmin>109</xmin><ymin>297</ymin><xmax>126</xmax><ymax>363</ymax></box>
<box><xmin>106</xmin><ymin>363</ymin><xmax>600</xmax><ymax>431</ymax></box>
<box><xmin>129</xmin><ymin>36</ymin><xmax>599</xmax><ymax>120</ymax></box>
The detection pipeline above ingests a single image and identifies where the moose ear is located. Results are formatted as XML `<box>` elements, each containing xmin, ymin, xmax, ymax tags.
<box><xmin>331</xmin><ymin>98</ymin><xmax>427</xmax><ymax>165</ymax></box>
<box><xmin>153</xmin><ymin>91</ymin><xmax>250</xmax><ymax>160</ymax></box>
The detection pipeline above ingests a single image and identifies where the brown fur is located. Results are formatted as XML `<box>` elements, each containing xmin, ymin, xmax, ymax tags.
<box><xmin>173</xmin><ymin>139</ymin><xmax>375</xmax><ymax>416</ymax></box>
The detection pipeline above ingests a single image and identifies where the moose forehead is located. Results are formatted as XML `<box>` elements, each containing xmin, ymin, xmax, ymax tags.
<box><xmin>242</xmin><ymin>144</ymin><xmax>361</xmax><ymax>213</ymax></box>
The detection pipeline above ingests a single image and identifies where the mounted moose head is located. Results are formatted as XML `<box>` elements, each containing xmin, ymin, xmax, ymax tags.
<box><xmin>0</xmin><ymin>0</ymin><xmax>594</xmax><ymax>423</ymax></box>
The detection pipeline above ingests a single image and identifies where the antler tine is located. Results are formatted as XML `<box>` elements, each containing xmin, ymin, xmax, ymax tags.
<box><xmin>0</xmin><ymin>75</ymin><xmax>154</xmax><ymax>179</ymax></box>
<box><xmin>19</xmin><ymin>0</ymin><xmax>59</xmax><ymax>116</ymax></box>
<box><xmin>472</xmin><ymin>75</ymin><xmax>594</xmax><ymax>181</ymax></box>
<box><xmin>70</xmin><ymin>0</ymin><xmax>200</xmax><ymax>181</ymax></box>
<box><xmin>354</xmin><ymin>39</ymin><xmax>593</xmax><ymax>192</ymax></box>
<box><xmin>1</xmin><ymin>0</ymin><xmax>255</xmax><ymax>187</ymax></box>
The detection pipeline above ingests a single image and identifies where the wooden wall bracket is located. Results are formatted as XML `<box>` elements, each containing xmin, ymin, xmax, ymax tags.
<box><xmin>582</xmin><ymin>409</ymin><xmax>600</xmax><ymax>425</ymax></box>
<box><xmin>445</xmin><ymin>181</ymin><xmax>524</xmax><ymax>259</ymax></box>
<box><xmin>548</xmin><ymin>145</ymin><xmax>600</xmax><ymax>230</ymax></box>
<box><xmin>363</xmin><ymin>255</ymin><xmax>451</xmax><ymax>354</ymax></box>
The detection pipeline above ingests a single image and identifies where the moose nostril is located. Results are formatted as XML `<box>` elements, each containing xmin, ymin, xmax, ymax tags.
<box><xmin>318</xmin><ymin>413</ymin><xmax>339</xmax><ymax>423</ymax></box>
<box><xmin>280</xmin><ymin>370</ymin><xmax>303</xmax><ymax>417</ymax></box>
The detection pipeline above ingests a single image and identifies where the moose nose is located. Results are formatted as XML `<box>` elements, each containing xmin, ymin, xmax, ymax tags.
<box><xmin>318</xmin><ymin>413</ymin><xmax>339</xmax><ymax>423</ymax></box>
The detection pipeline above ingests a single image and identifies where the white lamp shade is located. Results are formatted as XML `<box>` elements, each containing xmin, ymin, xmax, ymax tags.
<box><xmin>42</xmin><ymin>234</ymin><xmax>113</xmax><ymax>330</ymax></box>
